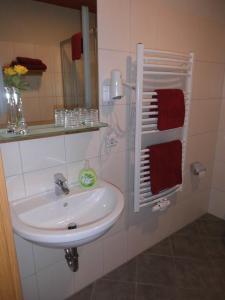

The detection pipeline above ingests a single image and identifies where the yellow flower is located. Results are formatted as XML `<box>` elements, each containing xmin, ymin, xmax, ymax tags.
<box><xmin>4</xmin><ymin>67</ymin><xmax>17</xmax><ymax>76</ymax></box>
<box><xmin>14</xmin><ymin>65</ymin><xmax>28</xmax><ymax>75</ymax></box>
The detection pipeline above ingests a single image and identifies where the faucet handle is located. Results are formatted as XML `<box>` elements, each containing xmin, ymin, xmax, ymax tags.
<box><xmin>54</xmin><ymin>173</ymin><xmax>67</xmax><ymax>183</ymax></box>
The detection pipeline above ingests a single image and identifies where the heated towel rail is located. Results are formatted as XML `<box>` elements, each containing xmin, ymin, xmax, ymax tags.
<box><xmin>134</xmin><ymin>43</ymin><xmax>194</xmax><ymax>212</ymax></box>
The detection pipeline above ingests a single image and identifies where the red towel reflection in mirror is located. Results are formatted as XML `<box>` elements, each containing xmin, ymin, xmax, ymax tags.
<box><xmin>71</xmin><ymin>32</ymin><xmax>83</xmax><ymax>61</ymax></box>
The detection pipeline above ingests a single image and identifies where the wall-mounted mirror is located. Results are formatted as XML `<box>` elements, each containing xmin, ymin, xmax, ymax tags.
<box><xmin>0</xmin><ymin>0</ymin><xmax>98</xmax><ymax>128</ymax></box>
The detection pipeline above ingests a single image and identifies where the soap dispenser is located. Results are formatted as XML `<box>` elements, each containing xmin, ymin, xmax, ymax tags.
<box><xmin>79</xmin><ymin>160</ymin><xmax>97</xmax><ymax>189</ymax></box>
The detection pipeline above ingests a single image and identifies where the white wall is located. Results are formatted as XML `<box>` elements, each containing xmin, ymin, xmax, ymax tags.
<box><xmin>1</xmin><ymin>0</ymin><xmax>225</xmax><ymax>299</ymax></box>
<box><xmin>209</xmin><ymin>77</ymin><xmax>225</xmax><ymax>219</ymax></box>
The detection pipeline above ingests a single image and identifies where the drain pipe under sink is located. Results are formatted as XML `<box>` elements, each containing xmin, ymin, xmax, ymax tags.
<box><xmin>64</xmin><ymin>223</ymin><xmax>79</xmax><ymax>272</ymax></box>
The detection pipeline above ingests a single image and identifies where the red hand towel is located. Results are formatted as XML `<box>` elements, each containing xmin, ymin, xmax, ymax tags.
<box><xmin>11</xmin><ymin>60</ymin><xmax>47</xmax><ymax>71</ymax></box>
<box><xmin>23</xmin><ymin>64</ymin><xmax>47</xmax><ymax>71</ymax></box>
<box><xmin>16</xmin><ymin>57</ymin><xmax>44</xmax><ymax>66</ymax></box>
<box><xmin>71</xmin><ymin>32</ymin><xmax>82</xmax><ymax>61</ymax></box>
<box><xmin>148</xmin><ymin>140</ymin><xmax>182</xmax><ymax>195</ymax></box>
<box><xmin>155</xmin><ymin>89</ymin><xmax>185</xmax><ymax>130</ymax></box>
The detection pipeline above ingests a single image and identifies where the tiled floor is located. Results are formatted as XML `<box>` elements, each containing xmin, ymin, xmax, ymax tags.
<box><xmin>67</xmin><ymin>213</ymin><xmax>225</xmax><ymax>300</ymax></box>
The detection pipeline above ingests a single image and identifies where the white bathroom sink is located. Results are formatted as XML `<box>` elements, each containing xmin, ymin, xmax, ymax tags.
<box><xmin>10</xmin><ymin>180</ymin><xmax>124</xmax><ymax>248</ymax></box>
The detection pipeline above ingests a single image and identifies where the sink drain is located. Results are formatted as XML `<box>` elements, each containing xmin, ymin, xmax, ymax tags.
<box><xmin>64</xmin><ymin>223</ymin><xmax>79</xmax><ymax>272</ymax></box>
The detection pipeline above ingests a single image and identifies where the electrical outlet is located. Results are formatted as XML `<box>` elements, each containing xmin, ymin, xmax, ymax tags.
<box><xmin>105</xmin><ymin>136</ymin><xmax>118</xmax><ymax>148</ymax></box>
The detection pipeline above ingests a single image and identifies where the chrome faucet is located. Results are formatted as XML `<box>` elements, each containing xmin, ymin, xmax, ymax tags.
<box><xmin>54</xmin><ymin>173</ymin><xmax>70</xmax><ymax>195</ymax></box>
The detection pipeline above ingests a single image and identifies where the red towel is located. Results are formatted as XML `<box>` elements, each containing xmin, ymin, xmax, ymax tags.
<box><xmin>22</xmin><ymin>64</ymin><xmax>47</xmax><ymax>71</ymax></box>
<box><xmin>71</xmin><ymin>32</ymin><xmax>83</xmax><ymax>61</ymax></box>
<box><xmin>148</xmin><ymin>140</ymin><xmax>182</xmax><ymax>195</ymax></box>
<box><xmin>155</xmin><ymin>89</ymin><xmax>185</xmax><ymax>130</ymax></box>
<box><xmin>12</xmin><ymin>57</ymin><xmax>47</xmax><ymax>71</ymax></box>
<box><xmin>16</xmin><ymin>57</ymin><xmax>44</xmax><ymax>66</ymax></box>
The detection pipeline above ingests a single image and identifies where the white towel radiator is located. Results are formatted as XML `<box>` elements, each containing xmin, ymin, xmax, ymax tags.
<box><xmin>134</xmin><ymin>43</ymin><xmax>194</xmax><ymax>212</ymax></box>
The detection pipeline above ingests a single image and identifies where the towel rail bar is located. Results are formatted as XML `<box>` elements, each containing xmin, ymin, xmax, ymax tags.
<box><xmin>143</xmin><ymin>48</ymin><xmax>190</xmax><ymax>58</ymax></box>
<box><xmin>144</xmin><ymin>64</ymin><xmax>189</xmax><ymax>71</ymax></box>
<box><xmin>143</xmin><ymin>71</ymin><xmax>190</xmax><ymax>76</ymax></box>
<box><xmin>144</xmin><ymin>57</ymin><xmax>189</xmax><ymax>64</ymax></box>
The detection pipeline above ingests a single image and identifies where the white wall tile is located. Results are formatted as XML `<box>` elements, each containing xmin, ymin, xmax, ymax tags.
<box><xmin>209</xmin><ymin>188</ymin><xmax>225</xmax><ymax>220</ymax></box>
<box><xmin>98</xmin><ymin>0</ymin><xmax>130</xmax><ymax>51</ymax></box>
<box><xmin>12</xmin><ymin>42</ymin><xmax>35</xmax><ymax>59</ymax></box>
<box><xmin>39</xmin><ymin>96</ymin><xmax>56</xmax><ymax>121</ymax></box>
<box><xmin>215</xmin><ymin>132</ymin><xmax>225</xmax><ymax>162</ymax></box>
<box><xmin>0</xmin><ymin>142</ymin><xmax>22</xmax><ymax>176</ymax></box>
<box><xmin>6</xmin><ymin>175</ymin><xmax>25</xmax><ymax>202</ymax></box>
<box><xmin>24</xmin><ymin>165</ymin><xmax>67</xmax><ymax>196</ymax></box>
<box><xmin>22</xmin><ymin>97</ymin><xmax>41</xmax><ymax>122</ymax></box>
<box><xmin>0</xmin><ymin>41</ymin><xmax>14</xmax><ymax>65</ymax></box>
<box><xmin>218</xmin><ymin>99</ymin><xmax>225</xmax><ymax>131</ymax></box>
<box><xmin>20</xmin><ymin>136</ymin><xmax>66</xmax><ymax>172</ymax></box>
<box><xmin>186</xmin><ymin>132</ymin><xmax>217</xmax><ymax>167</ymax></box>
<box><xmin>130</xmin><ymin>0</ymin><xmax>159</xmax><ymax>52</ymax></box>
<box><xmin>37</xmin><ymin>260</ymin><xmax>76</xmax><ymax>300</ymax></box>
<box><xmin>127</xmin><ymin>207</ymin><xmax>159</xmax><ymax>259</ymax></box>
<box><xmin>192</xmin><ymin>62</ymin><xmax>225</xmax><ymax>99</ymax></box>
<box><xmin>103</xmin><ymin>231</ymin><xmax>127</xmax><ymax>275</ymax></box>
<box><xmin>22</xmin><ymin>275</ymin><xmax>39</xmax><ymax>300</ymax></box>
<box><xmin>103</xmin><ymin>195</ymin><xmax>128</xmax><ymax>239</ymax></box>
<box><xmin>33</xmin><ymin>244</ymin><xmax>64</xmax><ymax>272</ymax></box>
<box><xmin>65</xmin><ymin>132</ymin><xmax>100</xmax><ymax>163</ymax></box>
<box><xmin>189</xmin><ymin>99</ymin><xmax>221</xmax><ymax>135</ymax></box>
<box><xmin>75</xmin><ymin>239</ymin><xmax>103</xmax><ymax>292</ymax></box>
<box><xmin>212</xmin><ymin>160</ymin><xmax>225</xmax><ymax>192</ymax></box>
<box><xmin>14</xmin><ymin>234</ymin><xmax>35</xmax><ymax>279</ymax></box>
<box><xmin>53</xmin><ymin>73</ymin><xmax>63</xmax><ymax>97</ymax></box>
<box><xmin>38</xmin><ymin>72</ymin><xmax>55</xmax><ymax>97</ymax></box>
<box><xmin>197</xmin><ymin>19</ymin><xmax>225</xmax><ymax>63</ymax></box>
<box><xmin>101</xmin><ymin>150</ymin><xmax>128</xmax><ymax>193</ymax></box>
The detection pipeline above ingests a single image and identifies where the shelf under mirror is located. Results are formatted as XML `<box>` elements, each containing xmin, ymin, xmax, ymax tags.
<box><xmin>0</xmin><ymin>122</ymin><xmax>108</xmax><ymax>143</ymax></box>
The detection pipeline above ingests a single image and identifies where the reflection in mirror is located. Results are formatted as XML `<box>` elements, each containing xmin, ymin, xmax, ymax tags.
<box><xmin>0</xmin><ymin>0</ymin><xmax>98</xmax><ymax>129</ymax></box>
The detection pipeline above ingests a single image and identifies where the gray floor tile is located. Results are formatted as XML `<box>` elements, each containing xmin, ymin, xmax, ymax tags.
<box><xmin>171</xmin><ymin>235</ymin><xmax>206</xmax><ymax>259</ymax></box>
<box><xmin>70</xmin><ymin>214</ymin><xmax>225</xmax><ymax>300</ymax></box>
<box><xmin>174</xmin><ymin>257</ymin><xmax>214</xmax><ymax>289</ymax></box>
<box><xmin>198</xmin><ymin>213</ymin><xmax>224</xmax><ymax>223</ymax></box>
<box><xmin>66</xmin><ymin>284</ymin><xmax>93</xmax><ymax>300</ymax></box>
<box><xmin>210</xmin><ymin>258</ymin><xmax>225</xmax><ymax>291</ymax></box>
<box><xmin>92</xmin><ymin>280</ymin><xmax>135</xmax><ymax>300</ymax></box>
<box><xmin>175</xmin><ymin>288</ymin><xmax>219</xmax><ymax>300</ymax></box>
<box><xmin>202</xmin><ymin>237</ymin><xmax>225</xmax><ymax>258</ymax></box>
<box><xmin>198</xmin><ymin>220</ymin><xmax>225</xmax><ymax>238</ymax></box>
<box><xmin>174</xmin><ymin>222</ymin><xmax>199</xmax><ymax>237</ymax></box>
<box><xmin>103</xmin><ymin>259</ymin><xmax>136</xmax><ymax>283</ymax></box>
<box><xmin>142</xmin><ymin>238</ymin><xmax>173</xmax><ymax>256</ymax></box>
<box><xmin>137</xmin><ymin>254</ymin><xmax>176</xmax><ymax>286</ymax></box>
<box><xmin>136</xmin><ymin>284</ymin><xmax>176</xmax><ymax>300</ymax></box>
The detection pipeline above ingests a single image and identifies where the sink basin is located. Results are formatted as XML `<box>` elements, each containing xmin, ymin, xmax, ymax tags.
<box><xmin>10</xmin><ymin>180</ymin><xmax>124</xmax><ymax>248</ymax></box>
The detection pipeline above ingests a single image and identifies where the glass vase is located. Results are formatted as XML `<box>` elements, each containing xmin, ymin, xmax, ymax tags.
<box><xmin>5</xmin><ymin>87</ymin><xmax>28</xmax><ymax>135</ymax></box>
<box><xmin>13</xmin><ymin>87</ymin><xmax>28</xmax><ymax>135</ymax></box>
<box><xmin>5</xmin><ymin>87</ymin><xmax>17</xmax><ymax>133</ymax></box>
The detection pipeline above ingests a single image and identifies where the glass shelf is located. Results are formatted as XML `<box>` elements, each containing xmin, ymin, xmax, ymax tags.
<box><xmin>0</xmin><ymin>122</ymin><xmax>108</xmax><ymax>143</ymax></box>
